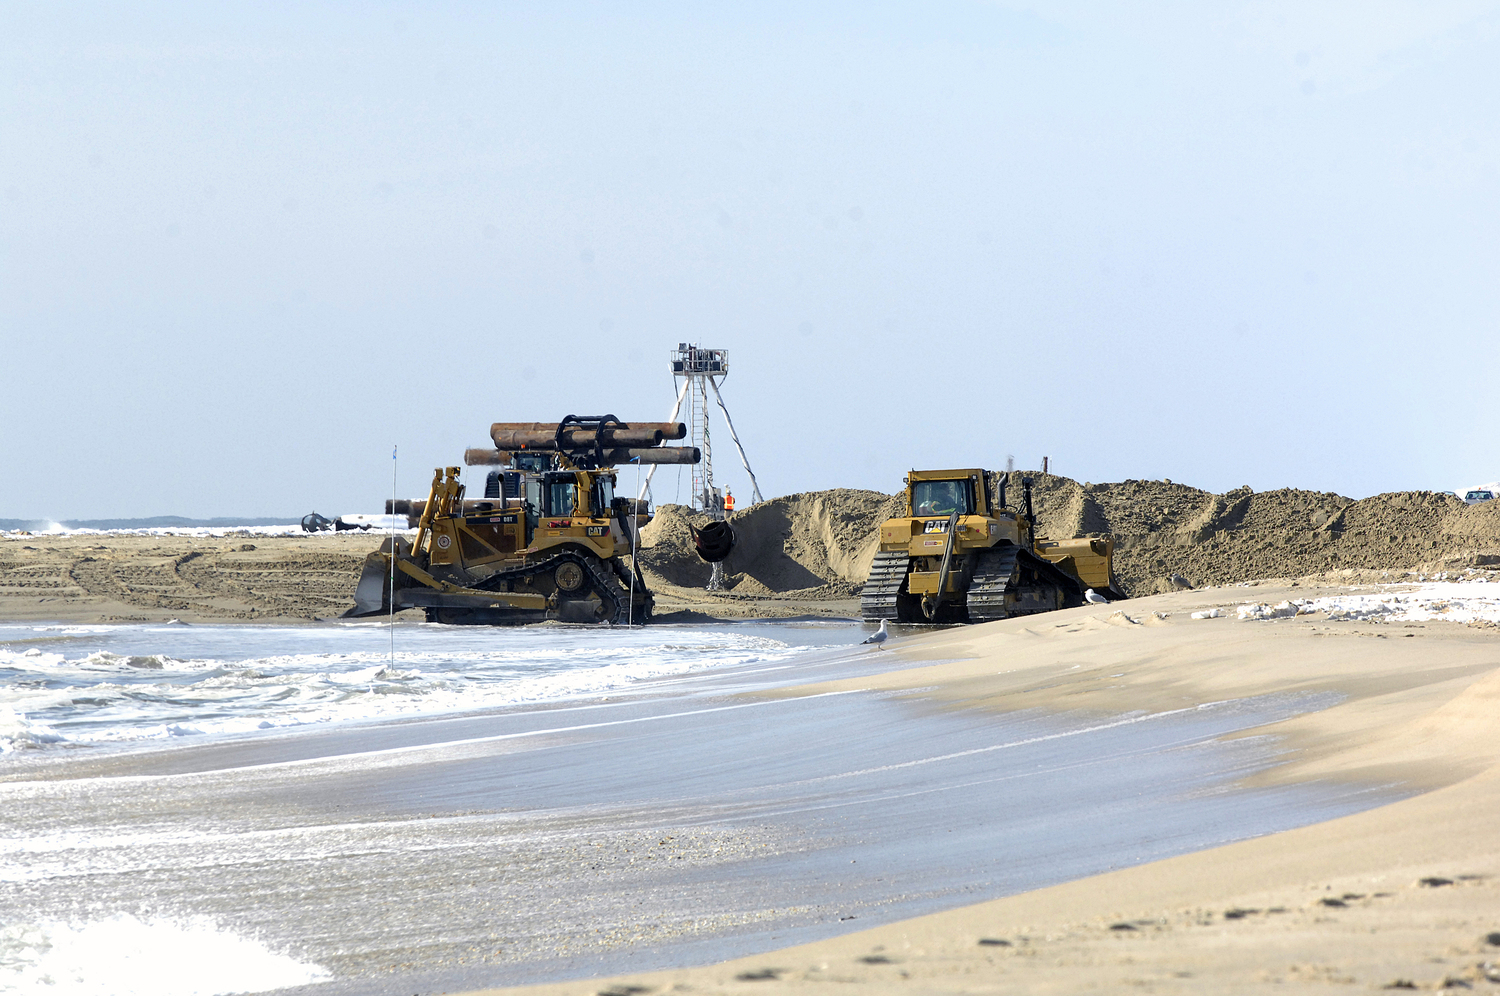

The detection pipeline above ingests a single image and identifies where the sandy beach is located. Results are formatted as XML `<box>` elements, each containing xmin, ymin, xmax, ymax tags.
<box><xmin>469</xmin><ymin>584</ymin><xmax>1500</xmax><ymax>996</ymax></box>
<box><xmin>5</xmin><ymin>524</ymin><xmax>1500</xmax><ymax>994</ymax></box>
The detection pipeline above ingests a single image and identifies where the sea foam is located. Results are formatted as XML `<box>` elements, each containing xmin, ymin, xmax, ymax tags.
<box><xmin>0</xmin><ymin>913</ymin><xmax>326</xmax><ymax>996</ymax></box>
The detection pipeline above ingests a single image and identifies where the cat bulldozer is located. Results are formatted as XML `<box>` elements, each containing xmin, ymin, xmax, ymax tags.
<box><xmin>861</xmin><ymin>469</ymin><xmax>1124</xmax><ymax>624</ymax></box>
<box><xmin>344</xmin><ymin>416</ymin><xmax>715</xmax><ymax>625</ymax></box>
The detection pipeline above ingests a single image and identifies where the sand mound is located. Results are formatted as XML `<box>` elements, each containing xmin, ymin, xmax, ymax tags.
<box><xmin>638</xmin><ymin>474</ymin><xmax>1500</xmax><ymax>598</ymax></box>
<box><xmin>637</xmin><ymin>490</ymin><xmax>903</xmax><ymax>596</ymax></box>
<box><xmin>1016</xmin><ymin>471</ymin><xmax>1500</xmax><ymax>595</ymax></box>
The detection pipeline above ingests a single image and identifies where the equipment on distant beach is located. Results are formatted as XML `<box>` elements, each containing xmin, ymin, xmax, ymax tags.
<box><xmin>302</xmin><ymin>512</ymin><xmax>371</xmax><ymax>533</ymax></box>
<box><xmin>344</xmin><ymin>417</ymin><xmax>722</xmax><ymax>626</ymax></box>
<box><xmin>861</xmin><ymin>469</ymin><xmax>1125</xmax><ymax>624</ymax></box>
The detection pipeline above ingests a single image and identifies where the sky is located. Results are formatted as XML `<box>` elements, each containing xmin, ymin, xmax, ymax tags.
<box><xmin>3</xmin><ymin>1</ymin><xmax>1498</xmax><ymax>518</ymax></box>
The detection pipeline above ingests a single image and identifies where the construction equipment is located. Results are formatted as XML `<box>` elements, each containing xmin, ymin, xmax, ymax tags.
<box><xmin>344</xmin><ymin>416</ymin><xmax>721</xmax><ymax>626</ymax></box>
<box><xmin>861</xmin><ymin>470</ymin><xmax>1124</xmax><ymax>624</ymax></box>
<box><xmin>302</xmin><ymin>512</ymin><xmax>372</xmax><ymax>533</ymax></box>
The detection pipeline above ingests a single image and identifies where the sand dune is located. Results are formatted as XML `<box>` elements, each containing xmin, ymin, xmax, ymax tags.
<box><xmin>638</xmin><ymin>477</ymin><xmax>1500</xmax><ymax>599</ymax></box>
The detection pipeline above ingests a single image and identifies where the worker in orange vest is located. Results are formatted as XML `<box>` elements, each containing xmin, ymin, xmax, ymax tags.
<box><xmin>724</xmin><ymin>488</ymin><xmax>735</xmax><ymax>514</ymax></box>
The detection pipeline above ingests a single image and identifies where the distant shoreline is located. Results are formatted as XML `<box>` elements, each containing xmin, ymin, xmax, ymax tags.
<box><xmin>0</xmin><ymin>516</ymin><xmax>304</xmax><ymax>531</ymax></box>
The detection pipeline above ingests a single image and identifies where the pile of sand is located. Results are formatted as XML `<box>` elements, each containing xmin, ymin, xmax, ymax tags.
<box><xmin>1018</xmin><ymin>472</ymin><xmax>1500</xmax><ymax>595</ymax></box>
<box><xmin>637</xmin><ymin>474</ymin><xmax>1500</xmax><ymax>598</ymax></box>
<box><xmin>637</xmin><ymin>489</ymin><xmax>903</xmax><ymax>597</ymax></box>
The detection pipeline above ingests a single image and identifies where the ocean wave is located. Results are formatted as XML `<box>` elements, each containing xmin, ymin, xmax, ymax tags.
<box><xmin>0</xmin><ymin>625</ymin><xmax>820</xmax><ymax>752</ymax></box>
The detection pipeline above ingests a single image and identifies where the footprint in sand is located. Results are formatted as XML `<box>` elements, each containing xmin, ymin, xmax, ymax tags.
<box><xmin>735</xmin><ymin>969</ymin><xmax>782</xmax><ymax>981</ymax></box>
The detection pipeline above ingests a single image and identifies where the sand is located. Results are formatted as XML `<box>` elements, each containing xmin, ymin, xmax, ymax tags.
<box><xmin>638</xmin><ymin>478</ymin><xmax>1500</xmax><ymax>600</ymax></box>
<box><xmin>8</xmin><ymin>476</ymin><xmax>1499</xmax><ymax>624</ymax></box>
<box><xmin>0</xmin><ymin>532</ymin><xmax>856</xmax><ymax>624</ymax></box>
<box><xmin>10</xmin><ymin>488</ymin><xmax>1500</xmax><ymax>991</ymax></box>
<box><xmin>0</xmin><ymin>532</ymin><xmax>381</xmax><ymax>623</ymax></box>
<box><xmin>468</xmin><ymin>585</ymin><xmax>1500</xmax><ymax>996</ymax></box>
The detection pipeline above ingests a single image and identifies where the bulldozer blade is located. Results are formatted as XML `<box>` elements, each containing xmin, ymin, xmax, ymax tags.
<box><xmin>343</xmin><ymin>552</ymin><xmax>392</xmax><ymax>617</ymax></box>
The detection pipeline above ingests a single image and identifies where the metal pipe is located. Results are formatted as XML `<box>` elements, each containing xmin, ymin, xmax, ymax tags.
<box><xmin>464</xmin><ymin>446</ymin><xmax>697</xmax><ymax>467</ymax></box>
<box><xmin>490</xmin><ymin>422</ymin><xmax>687</xmax><ymax>436</ymax></box>
<box><xmin>490</xmin><ymin>428</ymin><xmax>671</xmax><ymax>450</ymax></box>
<box><xmin>464</xmin><ymin>448</ymin><xmax>511</xmax><ymax>466</ymax></box>
<box><xmin>600</xmin><ymin>447</ymin><xmax>699</xmax><ymax>465</ymax></box>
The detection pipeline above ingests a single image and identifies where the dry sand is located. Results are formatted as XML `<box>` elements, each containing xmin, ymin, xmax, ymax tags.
<box><xmin>0</xmin><ymin>532</ymin><xmax>853</xmax><ymax>624</ymax></box>
<box><xmin>0</xmin><ymin>532</ymin><xmax>380</xmax><ymax>623</ymax></box>
<box><xmin>8</xmin><ymin>476</ymin><xmax>1499</xmax><ymax>624</ymax></box>
<box><xmin>470</xmin><ymin>585</ymin><xmax>1500</xmax><ymax>996</ymax></box>
<box><xmin>638</xmin><ymin>478</ymin><xmax>1500</xmax><ymax>600</ymax></box>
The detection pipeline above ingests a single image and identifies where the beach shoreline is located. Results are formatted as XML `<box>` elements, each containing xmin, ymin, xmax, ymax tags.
<box><xmin>7</xmin><ymin>534</ymin><xmax>1500</xmax><ymax>993</ymax></box>
<box><xmin>462</xmin><ymin>586</ymin><xmax>1500</xmax><ymax>996</ymax></box>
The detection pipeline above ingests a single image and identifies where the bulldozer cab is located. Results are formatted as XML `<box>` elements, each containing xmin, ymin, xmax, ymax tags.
<box><xmin>537</xmin><ymin>468</ymin><xmax>615</xmax><ymax>521</ymax></box>
<box><xmin>912</xmin><ymin>478</ymin><xmax>975</xmax><ymax>518</ymax></box>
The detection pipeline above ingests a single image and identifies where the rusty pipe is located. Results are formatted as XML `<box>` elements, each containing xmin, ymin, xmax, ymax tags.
<box><xmin>464</xmin><ymin>449</ymin><xmax>511</xmax><ymax>466</ymax></box>
<box><xmin>466</xmin><ymin>446</ymin><xmax>698</xmax><ymax>467</ymax></box>
<box><xmin>490</xmin><ymin>428</ymin><xmax>673</xmax><ymax>450</ymax></box>
<box><xmin>600</xmin><ymin>447</ymin><xmax>699</xmax><ymax>465</ymax></box>
<box><xmin>490</xmin><ymin>421</ymin><xmax>686</xmax><ymax>439</ymax></box>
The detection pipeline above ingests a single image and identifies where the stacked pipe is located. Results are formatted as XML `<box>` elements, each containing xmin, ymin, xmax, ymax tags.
<box><xmin>464</xmin><ymin>446</ymin><xmax>699</xmax><ymax>467</ymax></box>
<box><xmin>464</xmin><ymin>420</ymin><xmax>700</xmax><ymax>468</ymax></box>
<box><xmin>489</xmin><ymin>422</ymin><xmax>687</xmax><ymax>448</ymax></box>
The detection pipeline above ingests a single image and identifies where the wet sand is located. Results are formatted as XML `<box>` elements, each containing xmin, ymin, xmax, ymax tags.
<box><xmin>475</xmin><ymin>584</ymin><xmax>1500</xmax><ymax>996</ymax></box>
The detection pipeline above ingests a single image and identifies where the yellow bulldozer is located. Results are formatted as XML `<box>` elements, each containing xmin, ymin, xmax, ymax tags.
<box><xmin>344</xmin><ymin>416</ymin><xmax>724</xmax><ymax>625</ymax></box>
<box><xmin>861</xmin><ymin>469</ymin><xmax>1123</xmax><ymax>623</ymax></box>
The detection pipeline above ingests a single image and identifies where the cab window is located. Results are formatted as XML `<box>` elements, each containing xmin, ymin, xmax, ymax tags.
<box><xmin>543</xmin><ymin>476</ymin><xmax>577</xmax><ymax>517</ymax></box>
<box><xmin>523</xmin><ymin>480</ymin><xmax>542</xmax><ymax>529</ymax></box>
<box><xmin>591</xmin><ymin>476</ymin><xmax>615</xmax><ymax>517</ymax></box>
<box><xmin>912</xmin><ymin>480</ymin><xmax>973</xmax><ymax>517</ymax></box>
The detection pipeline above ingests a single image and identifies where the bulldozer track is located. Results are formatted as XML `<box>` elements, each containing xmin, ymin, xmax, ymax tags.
<box><xmin>968</xmin><ymin>546</ymin><xmax>1084</xmax><ymax>622</ymax></box>
<box><xmin>470</xmin><ymin>546</ymin><xmax>646</xmax><ymax>624</ymax></box>
<box><xmin>860</xmin><ymin>550</ymin><xmax>911</xmax><ymax>621</ymax></box>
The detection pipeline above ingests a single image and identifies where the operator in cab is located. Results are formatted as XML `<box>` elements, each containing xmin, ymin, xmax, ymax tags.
<box><xmin>913</xmin><ymin>479</ymin><xmax>970</xmax><ymax>517</ymax></box>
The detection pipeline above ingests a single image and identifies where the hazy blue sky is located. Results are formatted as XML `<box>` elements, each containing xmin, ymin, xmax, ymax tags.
<box><xmin>3</xmin><ymin>2</ymin><xmax>1498</xmax><ymax>518</ymax></box>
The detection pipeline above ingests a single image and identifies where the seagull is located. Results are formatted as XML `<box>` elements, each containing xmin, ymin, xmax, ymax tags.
<box><xmin>862</xmin><ymin>619</ymin><xmax>889</xmax><ymax>647</ymax></box>
<box><xmin>1084</xmin><ymin>588</ymin><xmax>1109</xmax><ymax>604</ymax></box>
<box><xmin>1168</xmin><ymin>573</ymin><xmax>1193</xmax><ymax>590</ymax></box>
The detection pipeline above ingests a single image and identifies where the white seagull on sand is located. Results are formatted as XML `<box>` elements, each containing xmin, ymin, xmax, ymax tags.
<box><xmin>1084</xmin><ymin>588</ymin><xmax>1109</xmax><ymax>604</ymax></box>
<box><xmin>862</xmin><ymin>619</ymin><xmax>889</xmax><ymax>647</ymax></box>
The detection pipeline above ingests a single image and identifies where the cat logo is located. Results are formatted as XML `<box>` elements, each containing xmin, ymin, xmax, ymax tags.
<box><xmin>585</xmin><ymin>525</ymin><xmax>608</xmax><ymax>537</ymax></box>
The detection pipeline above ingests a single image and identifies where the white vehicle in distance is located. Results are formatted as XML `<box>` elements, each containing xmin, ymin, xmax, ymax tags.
<box><xmin>1464</xmin><ymin>489</ymin><xmax>1495</xmax><ymax>505</ymax></box>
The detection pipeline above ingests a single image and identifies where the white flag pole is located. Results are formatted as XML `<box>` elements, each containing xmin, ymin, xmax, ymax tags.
<box><xmin>390</xmin><ymin>445</ymin><xmax>396</xmax><ymax>665</ymax></box>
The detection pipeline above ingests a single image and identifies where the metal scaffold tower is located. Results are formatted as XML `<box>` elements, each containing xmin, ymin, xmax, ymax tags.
<box><xmin>669</xmin><ymin>344</ymin><xmax>762</xmax><ymax>517</ymax></box>
<box><xmin>638</xmin><ymin>344</ymin><xmax>764</xmax><ymax>589</ymax></box>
